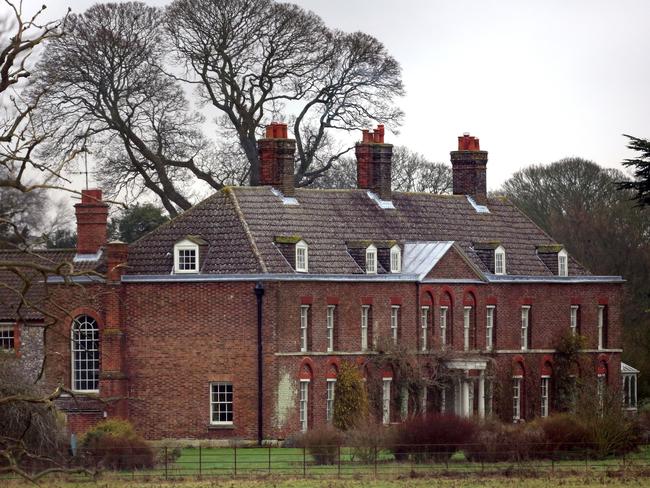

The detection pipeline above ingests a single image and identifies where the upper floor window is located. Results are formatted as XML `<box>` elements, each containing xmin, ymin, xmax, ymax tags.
<box><xmin>521</xmin><ymin>306</ymin><xmax>530</xmax><ymax>350</ymax></box>
<box><xmin>558</xmin><ymin>249</ymin><xmax>568</xmax><ymax>277</ymax></box>
<box><xmin>391</xmin><ymin>306</ymin><xmax>400</xmax><ymax>344</ymax></box>
<box><xmin>0</xmin><ymin>324</ymin><xmax>15</xmax><ymax>351</ymax></box>
<box><xmin>300</xmin><ymin>305</ymin><xmax>310</xmax><ymax>352</ymax></box>
<box><xmin>326</xmin><ymin>305</ymin><xmax>336</xmax><ymax>352</ymax></box>
<box><xmin>598</xmin><ymin>305</ymin><xmax>607</xmax><ymax>350</ymax></box>
<box><xmin>390</xmin><ymin>245</ymin><xmax>401</xmax><ymax>273</ymax></box>
<box><xmin>174</xmin><ymin>238</ymin><xmax>200</xmax><ymax>273</ymax></box>
<box><xmin>295</xmin><ymin>240</ymin><xmax>309</xmax><ymax>272</ymax></box>
<box><xmin>486</xmin><ymin>306</ymin><xmax>495</xmax><ymax>351</ymax></box>
<box><xmin>210</xmin><ymin>382</ymin><xmax>233</xmax><ymax>425</ymax></box>
<box><xmin>494</xmin><ymin>246</ymin><xmax>506</xmax><ymax>275</ymax></box>
<box><xmin>361</xmin><ymin>305</ymin><xmax>370</xmax><ymax>351</ymax></box>
<box><xmin>366</xmin><ymin>245</ymin><xmax>377</xmax><ymax>274</ymax></box>
<box><xmin>71</xmin><ymin>315</ymin><xmax>99</xmax><ymax>392</ymax></box>
<box><xmin>570</xmin><ymin>305</ymin><xmax>580</xmax><ymax>335</ymax></box>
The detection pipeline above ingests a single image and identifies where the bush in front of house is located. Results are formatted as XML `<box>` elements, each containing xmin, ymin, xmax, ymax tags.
<box><xmin>465</xmin><ymin>419</ymin><xmax>545</xmax><ymax>462</ymax></box>
<box><xmin>295</xmin><ymin>426</ymin><xmax>344</xmax><ymax>465</ymax></box>
<box><xmin>333</xmin><ymin>361</ymin><xmax>369</xmax><ymax>431</ymax></box>
<box><xmin>79</xmin><ymin>419</ymin><xmax>155</xmax><ymax>470</ymax></box>
<box><xmin>345</xmin><ymin>418</ymin><xmax>394</xmax><ymax>464</ymax></box>
<box><xmin>390</xmin><ymin>413</ymin><xmax>477</xmax><ymax>462</ymax></box>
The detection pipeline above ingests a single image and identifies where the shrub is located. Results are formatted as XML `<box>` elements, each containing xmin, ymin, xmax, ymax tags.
<box><xmin>346</xmin><ymin>419</ymin><xmax>393</xmax><ymax>464</ymax></box>
<box><xmin>465</xmin><ymin>420</ymin><xmax>545</xmax><ymax>462</ymax></box>
<box><xmin>79</xmin><ymin>419</ymin><xmax>155</xmax><ymax>470</ymax></box>
<box><xmin>156</xmin><ymin>440</ymin><xmax>182</xmax><ymax>465</ymax></box>
<box><xmin>333</xmin><ymin>362</ymin><xmax>369</xmax><ymax>431</ymax></box>
<box><xmin>295</xmin><ymin>427</ymin><xmax>344</xmax><ymax>465</ymax></box>
<box><xmin>390</xmin><ymin>414</ymin><xmax>476</xmax><ymax>462</ymax></box>
<box><xmin>537</xmin><ymin>413</ymin><xmax>591</xmax><ymax>457</ymax></box>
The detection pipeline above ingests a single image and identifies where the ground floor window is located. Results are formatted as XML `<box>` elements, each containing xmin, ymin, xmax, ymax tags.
<box><xmin>71</xmin><ymin>315</ymin><xmax>99</xmax><ymax>392</ymax></box>
<box><xmin>512</xmin><ymin>377</ymin><xmax>522</xmax><ymax>421</ymax></box>
<box><xmin>326</xmin><ymin>379</ymin><xmax>336</xmax><ymax>423</ymax></box>
<box><xmin>300</xmin><ymin>380</ymin><xmax>310</xmax><ymax>432</ymax></box>
<box><xmin>210</xmin><ymin>383</ymin><xmax>233</xmax><ymax>424</ymax></box>
<box><xmin>540</xmin><ymin>376</ymin><xmax>550</xmax><ymax>418</ymax></box>
<box><xmin>382</xmin><ymin>378</ymin><xmax>392</xmax><ymax>424</ymax></box>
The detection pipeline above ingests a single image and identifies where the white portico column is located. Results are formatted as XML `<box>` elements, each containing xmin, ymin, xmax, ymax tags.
<box><xmin>478</xmin><ymin>371</ymin><xmax>485</xmax><ymax>418</ymax></box>
<box><xmin>462</xmin><ymin>373</ymin><xmax>470</xmax><ymax>417</ymax></box>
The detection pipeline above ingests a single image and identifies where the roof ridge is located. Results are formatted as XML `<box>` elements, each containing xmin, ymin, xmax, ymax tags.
<box><xmin>227</xmin><ymin>188</ymin><xmax>268</xmax><ymax>273</ymax></box>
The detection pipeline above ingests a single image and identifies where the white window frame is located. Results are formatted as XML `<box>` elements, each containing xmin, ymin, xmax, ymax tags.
<box><xmin>382</xmin><ymin>378</ymin><xmax>392</xmax><ymax>425</ymax></box>
<box><xmin>570</xmin><ymin>305</ymin><xmax>579</xmax><ymax>335</ymax></box>
<box><xmin>512</xmin><ymin>376</ymin><xmax>522</xmax><ymax>421</ymax></box>
<box><xmin>0</xmin><ymin>323</ymin><xmax>15</xmax><ymax>351</ymax></box>
<box><xmin>71</xmin><ymin>315</ymin><xmax>100</xmax><ymax>393</ymax></box>
<box><xmin>326</xmin><ymin>379</ymin><xmax>336</xmax><ymax>423</ymax></box>
<box><xmin>174</xmin><ymin>239</ymin><xmax>199</xmax><ymax>273</ymax></box>
<box><xmin>326</xmin><ymin>305</ymin><xmax>335</xmax><ymax>352</ymax></box>
<box><xmin>439</xmin><ymin>306</ymin><xmax>448</xmax><ymax>349</ymax></box>
<box><xmin>210</xmin><ymin>382</ymin><xmax>234</xmax><ymax>425</ymax></box>
<box><xmin>421</xmin><ymin>386</ymin><xmax>428</xmax><ymax>415</ymax></box>
<box><xmin>486</xmin><ymin>306</ymin><xmax>495</xmax><ymax>351</ymax></box>
<box><xmin>494</xmin><ymin>245</ymin><xmax>506</xmax><ymax>275</ymax></box>
<box><xmin>540</xmin><ymin>376</ymin><xmax>550</xmax><ymax>418</ymax></box>
<box><xmin>361</xmin><ymin>305</ymin><xmax>370</xmax><ymax>351</ymax></box>
<box><xmin>390</xmin><ymin>245</ymin><xmax>401</xmax><ymax>273</ymax></box>
<box><xmin>598</xmin><ymin>305</ymin><xmax>605</xmax><ymax>350</ymax></box>
<box><xmin>295</xmin><ymin>240</ymin><xmax>309</xmax><ymax>272</ymax></box>
<box><xmin>299</xmin><ymin>379</ymin><xmax>310</xmax><ymax>432</ymax></box>
<box><xmin>365</xmin><ymin>245</ymin><xmax>377</xmax><ymax>274</ymax></box>
<box><xmin>463</xmin><ymin>306</ymin><xmax>472</xmax><ymax>351</ymax></box>
<box><xmin>390</xmin><ymin>306</ymin><xmax>400</xmax><ymax>344</ymax></box>
<box><xmin>420</xmin><ymin>306</ymin><xmax>429</xmax><ymax>351</ymax></box>
<box><xmin>521</xmin><ymin>306</ymin><xmax>530</xmax><ymax>351</ymax></box>
<box><xmin>558</xmin><ymin>249</ymin><xmax>568</xmax><ymax>277</ymax></box>
<box><xmin>300</xmin><ymin>305</ymin><xmax>309</xmax><ymax>352</ymax></box>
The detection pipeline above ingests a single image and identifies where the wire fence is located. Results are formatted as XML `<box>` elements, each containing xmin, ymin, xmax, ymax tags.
<box><xmin>5</xmin><ymin>443</ymin><xmax>650</xmax><ymax>481</ymax></box>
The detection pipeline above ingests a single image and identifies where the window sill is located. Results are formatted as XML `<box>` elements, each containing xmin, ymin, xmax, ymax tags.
<box><xmin>208</xmin><ymin>423</ymin><xmax>235</xmax><ymax>430</ymax></box>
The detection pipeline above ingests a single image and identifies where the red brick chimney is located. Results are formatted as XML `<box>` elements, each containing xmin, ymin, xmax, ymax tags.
<box><xmin>450</xmin><ymin>133</ymin><xmax>488</xmax><ymax>204</ymax></box>
<box><xmin>74</xmin><ymin>189</ymin><xmax>108</xmax><ymax>255</ymax></box>
<box><xmin>356</xmin><ymin>125</ymin><xmax>393</xmax><ymax>201</ymax></box>
<box><xmin>257</xmin><ymin>122</ymin><xmax>296</xmax><ymax>196</ymax></box>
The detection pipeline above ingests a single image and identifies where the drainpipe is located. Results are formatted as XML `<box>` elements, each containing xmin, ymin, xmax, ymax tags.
<box><xmin>254</xmin><ymin>281</ymin><xmax>265</xmax><ymax>446</ymax></box>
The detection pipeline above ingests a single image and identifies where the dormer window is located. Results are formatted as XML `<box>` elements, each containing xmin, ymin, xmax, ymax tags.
<box><xmin>494</xmin><ymin>246</ymin><xmax>506</xmax><ymax>275</ymax></box>
<box><xmin>390</xmin><ymin>245</ymin><xmax>401</xmax><ymax>273</ymax></box>
<box><xmin>366</xmin><ymin>245</ymin><xmax>377</xmax><ymax>274</ymax></box>
<box><xmin>295</xmin><ymin>240</ymin><xmax>309</xmax><ymax>272</ymax></box>
<box><xmin>174</xmin><ymin>237</ymin><xmax>203</xmax><ymax>273</ymax></box>
<box><xmin>558</xmin><ymin>249</ymin><xmax>568</xmax><ymax>277</ymax></box>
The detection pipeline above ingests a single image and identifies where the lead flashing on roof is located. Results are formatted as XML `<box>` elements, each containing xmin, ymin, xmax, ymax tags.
<box><xmin>486</xmin><ymin>274</ymin><xmax>625</xmax><ymax>284</ymax></box>
<box><xmin>366</xmin><ymin>190</ymin><xmax>395</xmax><ymax>209</ymax></box>
<box><xmin>73</xmin><ymin>250</ymin><xmax>103</xmax><ymax>262</ymax></box>
<box><xmin>466</xmin><ymin>195</ymin><xmax>490</xmax><ymax>213</ymax></box>
<box><xmin>270</xmin><ymin>188</ymin><xmax>298</xmax><ymax>206</ymax></box>
<box><xmin>47</xmin><ymin>275</ymin><xmax>106</xmax><ymax>284</ymax></box>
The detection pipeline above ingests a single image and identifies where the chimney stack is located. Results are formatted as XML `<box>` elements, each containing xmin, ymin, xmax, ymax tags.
<box><xmin>356</xmin><ymin>125</ymin><xmax>393</xmax><ymax>201</ymax></box>
<box><xmin>257</xmin><ymin>122</ymin><xmax>296</xmax><ymax>196</ymax></box>
<box><xmin>75</xmin><ymin>189</ymin><xmax>108</xmax><ymax>255</ymax></box>
<box><xmin>450</xmin><ymin>133</ymin><xmax>488</xmax><ymax>204</ymax></box>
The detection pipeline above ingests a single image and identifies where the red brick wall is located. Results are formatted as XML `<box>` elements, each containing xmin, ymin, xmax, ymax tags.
<box><xmin>426</xmin><ymin>247</ymin><xmax>481</xmax><ymax>280</ymax></box>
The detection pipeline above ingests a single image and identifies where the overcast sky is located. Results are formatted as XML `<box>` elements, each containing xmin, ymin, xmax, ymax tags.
<box><xmin>33</xmin><ymin>0</ymin><xmax>650</xmax><ymax>190</ymax></box>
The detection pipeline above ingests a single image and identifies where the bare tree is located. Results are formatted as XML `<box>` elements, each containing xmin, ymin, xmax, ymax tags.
<box><xmin>33</xmin><ymin>2</ymin><xmax>223</xmax><ymax>216</ymax></box>
<box><xmin>166</xmin><ymin>0</ymin><xmax>404</xmax><ymax>186</ymax></box>
<box><xmin>312</xmin><ymin>145</ymin><xmax>452</xmax><ymax>194</ymax></box>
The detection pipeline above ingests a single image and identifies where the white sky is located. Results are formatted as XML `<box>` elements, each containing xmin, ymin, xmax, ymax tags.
<box><xmin>31</xmin><ymin>0</ymin><xmax>650</xmax><ymax>190</ymax></box>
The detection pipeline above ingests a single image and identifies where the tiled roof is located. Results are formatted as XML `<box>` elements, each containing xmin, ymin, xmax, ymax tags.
<box><xmin>126</xmin><ymin>186</ymin><xmax>588</xmax><ymax>277</ymax></box>
<box><xmin>0</xmin><ymin>248</ymin><xmax>99</xmax><ymax>321</ymax></box>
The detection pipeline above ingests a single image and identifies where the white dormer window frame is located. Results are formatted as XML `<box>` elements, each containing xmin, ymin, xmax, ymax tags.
<box><xmin>494</xmin><ymin>245</ymin><xmax>506</xmax><ymax>275</ymax></box>
<box><xmin>390</xmin><ymin>245</ymin><xmax>401</xmax><ymax>273</ymax></box>
<box><xmin>174</xmin><ymin>239</ymin><xmax>200</xmax><ymax>273</ymax></box>
<box><xmin>295</xmin><ymin>240</ymin><xmax>309</xmax><ymax>272</ymax></box>
<box><xmin>558</xmin><ymin>249</ymin><xmax>568</xmax><ymax>277</ymax></box>
<box><xmin>366</xmin><ymin>245</ymin><xmax>377</xmax><ymax>274</ymax></box>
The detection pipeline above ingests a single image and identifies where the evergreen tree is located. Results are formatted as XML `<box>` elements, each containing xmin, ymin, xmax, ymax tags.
<box><xmin>332</xmin><ymin>361</ymin><xmax>368</xmax><ymax>431</ymax></box>
<box><xmin>619</xmin><ymin>134</ymin><xmax>650</xmax><ymax>206</ymax></box>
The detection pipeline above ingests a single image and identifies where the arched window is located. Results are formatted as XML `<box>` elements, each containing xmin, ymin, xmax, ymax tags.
<box><xmin>71</xmin><ymin>315</ymin><xmax>99</xmax><ymax>392</ymax></box>
<box><xmin>558</xmin><ymin>249</ymin><xmax>568</xmax><ymax>276</ymax></box>
<box><xmin>295</xmin><ymin>240</ymin><xmax>309</xmax><ymax>272</ymax></box>
<box><xmin>390</xmin><ymin>245</ymin><xmax>401</xmax><ymax>273</ymax></box>
<box><xmin>494</xmin><ymin>246</ymin><xmax>506</xmax><ymax>275</ymax></box>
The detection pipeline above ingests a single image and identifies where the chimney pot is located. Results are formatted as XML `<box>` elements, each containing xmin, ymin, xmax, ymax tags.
<box><xmin>75</xmin><ymin>188</ymin><xmax>109</xmax><ymax>255</ymax></box>
<box><xmin>257</xmin><ymin>123</ymin><xmax>296</xmax><ymax>196</ymax></box>
<box><xmin>356</xmin><ymin>125</ymin><xmax>393</xmax><ymax>201</ymax></box>
<box><xmin>451</xmin><ymin>134</ymin><xmax>488</xmax><ymax>204</ymax></box>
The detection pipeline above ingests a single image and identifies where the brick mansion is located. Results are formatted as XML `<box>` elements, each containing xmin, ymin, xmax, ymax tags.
<box><xmin>0</xmin><ymin>125</ymin><xmax>638</xmax><ymax>441</ymax></box>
